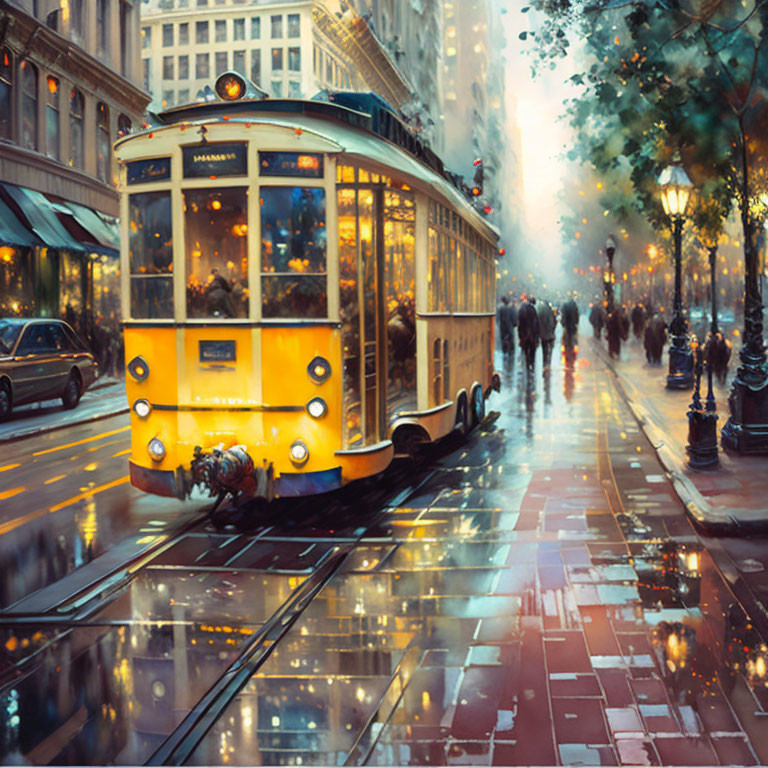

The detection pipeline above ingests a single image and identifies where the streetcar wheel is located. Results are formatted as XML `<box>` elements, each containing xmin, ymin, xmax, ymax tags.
<box><xmin>471</xmin><ymin>386</ymin><xmax>485</xmax><ymax>428</ymax></box>
<box><xmin>0</xmin><ymin>383</ymin><xmax>11</xmax><ymax>421</ymax></box>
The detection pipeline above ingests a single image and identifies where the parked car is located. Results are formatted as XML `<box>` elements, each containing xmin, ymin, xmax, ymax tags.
<box><xmin>0</xmin><ymin>318</ymin><xmax>98</xmax><ymax>420</ymax></box>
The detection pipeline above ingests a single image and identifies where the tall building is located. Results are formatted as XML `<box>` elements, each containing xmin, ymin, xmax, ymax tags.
<box><xmin>139</xmin><ymin>0</ymin><xmax>412</xmax><ymax>112</ymax></box>
<box><xmin>0</xmin><ymin>0</ymin><xmax>149</xmax><ymax>356</ymax></box>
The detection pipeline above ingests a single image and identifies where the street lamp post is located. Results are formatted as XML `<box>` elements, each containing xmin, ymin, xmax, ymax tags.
<box><xmin>605</xmin><ymin>236</ymin><xmax>616</xmax><ymax>313</ymax></box>
<box><xmin>658</xmin><ymin>163</ymin><xmax>694</xmax><ymax>389</ymax></box>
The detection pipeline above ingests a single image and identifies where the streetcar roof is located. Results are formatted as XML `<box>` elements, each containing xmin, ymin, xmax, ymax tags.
<box><xmin>117</xmin><ymin>96</ymin><xmax>499</xmax><ymax>241</ymax></box>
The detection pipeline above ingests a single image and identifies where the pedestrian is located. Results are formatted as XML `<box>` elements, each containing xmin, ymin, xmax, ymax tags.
<box><xmin>589</xmin><ymin>302</ymin><xmax>605</xmax><ymax>339</ymax></box>
<box><xmin>497</xmin><ymin>295</ymin><xmax>517</xmax><ymax>356</ymax></box>
<box><xmin>631</xmin><ymin>302</ymin><xmax>645</xmax><ymax>339</ymax></box>
<box><xmin>536</xmin><ymin>298</ymin><xmax>557</xmax><ymax>368</ymax></box>
<box><xmin>561</xmin><ymin>297</ymin><xmax>579</xmax><ymax>349</ymax></box>
<box><xmin>704</xmin><ymin>331</ymin><xmax>732</xmax><ymax>385</ymax></box>
<box><xmin>517</xmin><ymin>296</ymin><xmax>540</xmax><ymax>372</ymax></box>
<box><xmin>644</xmin><ymin>313</ymin><xmax>667</xmax><ymax>365</ymax></box>
<box><xmin>606</xmin><ymin>306</ymin><xmax>629</xmax><ymax>359</ymax></box>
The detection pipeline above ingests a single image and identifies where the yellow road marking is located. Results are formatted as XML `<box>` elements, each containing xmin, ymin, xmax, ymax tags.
<box><xmin>0</xmin><ymin>475</ymin><xmax>130</xmax><ymax>537</ymax></box>
<box><xmin>112</xmin><ymin>449</ymin><xmax>131</xmax><ymax>458</ymax></box>
<box><xmin>48</xmin><ymin>475</ymin><xmax>130</xmax><ymax>513</ymax></box>
<box><xmin>0</xmin><ymin>464</ymin><xmax>20</xmax><ymax>473</ymax></box>
<box><xmin>0</xmin><ymin>487</ymin><xmax>25</xmax><ymax>501</ymax></box>
<box><xmin>44</xmin><ymin>475</ymin><xmax>66</xmax><ymax>485</ymax></box>
<box><xmin>32</xmin><ymin>427</ymin><xmax>130</xmax><ymax>457</ymax></box>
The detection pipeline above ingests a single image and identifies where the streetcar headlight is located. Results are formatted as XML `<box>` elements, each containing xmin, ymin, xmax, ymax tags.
<box><xmin>289</xmin><ymin>439</ymin><xmax>309</xmax><ymax>465</ymax></box>
<box><xmin>306</xmin><ymin>397</ymin><xmax>328</xmax><ymax>419</ymax></box>
<box><xmin>128</xmin><ymin>356</ymin><xmax>149</xmax><ymax>382</ymax></box>
<box><xmin>147</xmin><ymin>437</ymin><xmax>166</xmax><ymax>461</ymax></box>
<box><xmin>215</xmin><ymin>72</ymin><xmax>246</xmax><ymax>101</ymax></box>
<box><xmin>133</xmin><ymin>399</ymin><xmax>152</xmax><ymax>419</ymax></box>
<box><xmin>308</xmin><ymin>356</ymin><xmax>331</xmax><ymax>384</ymax></box>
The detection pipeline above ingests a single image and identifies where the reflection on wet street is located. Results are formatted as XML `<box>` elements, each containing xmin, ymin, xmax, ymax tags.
<box><xmin>2</xmin><ymin>338</ymin><xmax>768</xmax><ymax>765</ymax></box>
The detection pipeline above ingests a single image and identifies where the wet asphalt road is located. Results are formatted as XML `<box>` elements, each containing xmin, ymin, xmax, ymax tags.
<box><xmin>1</xmin><ymin>337</ymin><xmax>768</xmax><ymax>766</ymax></box>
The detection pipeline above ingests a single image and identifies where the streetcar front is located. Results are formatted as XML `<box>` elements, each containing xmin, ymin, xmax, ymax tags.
<box><xmin>118</xmin><ymin>76</ymin><xmax>498</xmax><ymax>503</ymax></box>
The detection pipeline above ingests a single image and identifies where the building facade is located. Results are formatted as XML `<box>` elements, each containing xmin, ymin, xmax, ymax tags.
<box><xmin>140</xmin><ymin>0</ymin><xmax>412</xmax><ymax>112</ymax></box>
<box><xmin>0</xmin><ymin>0</ymin><xmax>149</xmax><ymax>367</ymax></box>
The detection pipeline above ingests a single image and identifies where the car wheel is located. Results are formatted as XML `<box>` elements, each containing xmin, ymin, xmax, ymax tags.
<box><xmin>62</xmin><ymin>374</ymin><xmax>81</xmax><ymax>410</ymax></box>
<box><xmin>0</xmin><ymin>383</ymin><xmax>11</xmax><ymax>421</ymax></box>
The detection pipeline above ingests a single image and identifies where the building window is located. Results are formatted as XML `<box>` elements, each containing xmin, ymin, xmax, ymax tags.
<box><xmin>162</xmin><ymin>23</ymin><xmax>174</xmax><ymax>46</ymax></box>
<box><xmin>196</xmin><ymin>52</ymin><xmax>209</xmax><ymax>79</ymax></box>
<box><xmin>215</xmin><ymin>19</ymin><xmax>226</xmax><ymax>42</ymax></box>
<box><xmin>19</xmin><ymin>60</ymin><xmax>37</xmax><ymax>151</ymax></box>
<box><xmin>69</xmin><ymin>88</ymin><xmax>84</xmax><ymax>168</ymax></box>
<box><xmin>178</xmin><ymin>88</ymin><xmax>189</xmax><ymax>103</ymax></box>
<box><xmin>196</xmin><ymin>20</ymin><xmax>209</xmax><ymax>44</ymax></box>
<box><xmin>46</xmin><ymin>9</ymin><xmax>60</xmax><ymax>30</ymax></box>
<box><xmin>179</xmin><ymin>22</ymin><xmax>189</xmax><ymax>45</ymax></box>
<box><xmin>250</xmin><ymin>49</ymin><xmax>261</xmax><ymax>85</ymax></box>
<box><xmin>288</xmin><ymin>80</ymin><xmax>300</xmax><ymax>98</ymax></box>
<box><xmin>215</xmin><ymin>51</ymin><xmax>227</xmax><ymax>76</ymax></box>
<box><xmin>163</xmin><ymin>55</ymin><xmax>174</xmax><ymax>80</ymax></box>
<box><xmin>141</xmin><ymin>26</ymin><xmax>151</xmax><ymax>48</ymax></box>
<box><xmin>272</xmin><ymin>47</ymin><xmax>283</xmax><ymax>71</ymax></box>
<box><xmin>142</xmin><ymin>58</ymin><xmax>150</xmax><ymax>90</ymax></box>
<box><xmin>70</xmin><ymin>0</ymin><xmax>84</xmax><ymax>43</ymax></box>
<box><xmin>119</xmin><ymin>0</ymin><xmax>128</xmax><ymax>75</ymax></box>
<box><xmin>288</xmin><ymin>47</ymin><xmax>300</xmax><ymax>71</ymax></box>
<box><xmin>0</xmin><ymin>48</ymin><xmax>11</xmax><ymax>140</ymax></box>
<box><xmin>233</xmin><ymin>18</ymin><xmax>245</xmax><ymax>40</ymax></box>
<box><xmin>162</xmin><ymin>90</ymin><xmax>174</xmax><ymax>107</ymax></box>
<box><xmin>197</xmin><ymin>0</ymin><xmax>208</xmax><ymax>6</ymax></box>
<box><xmin>250</xmin><ymin>16</ymin><xmax>260</xmax><ymax>39</ymax></box>
<box><xmin>97</xmin><ymin>102</ymin><xmax>110</xmax><ymax>182</ymax></box>
<box><xmin>178</xmin><ymin>54</ymin><xmax>189</xmax><ymax>79</ymax></box>
<box><xmin>271</xmin><ymin>15</ymin><xmax>282</xmax><ymax>38</ymax></box>
<box><xmin>271</xmin><ymin>80</ymin><xmax>282</xmax><ymax>97</ymax></box>
<box><xmin>97</xmin><ymin>0</ymin><xmax>109</xmax><ymax>55</ymax></box>
<box><xmin>45</xmin><ymin>75</ymin><xmax>59</xmax><ymax>161</ymax></box>
<box><xmin>233</xmin><ymin>50</ymin><xmax>245</xmax><ymax>74</ymax></box>
<box><xmin>117</xmin><ymin>113</ymin><xmax>132</xmax><ymax>138</ymax></box>
<box><xmin>287</xmin><ymin>13</ymin><xmax>300</xmax><ymax>38</ymax></box>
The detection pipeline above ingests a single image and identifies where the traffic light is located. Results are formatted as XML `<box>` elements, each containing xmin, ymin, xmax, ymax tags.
<box><xmin>472</xmin><ymin>159</ymin><xmax>484</xmax><ymax>197</ymax></box>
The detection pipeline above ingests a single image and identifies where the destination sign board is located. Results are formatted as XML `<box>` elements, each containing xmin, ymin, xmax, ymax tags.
<box><xmin>126</xmin><ymin>157</ymin><xmax>171</xmax><ymax>184</ymax></box>
<box><xmin>183</xmin><ymin>143</ymin><xmax>248</xmax><ymax>178</ymax></box>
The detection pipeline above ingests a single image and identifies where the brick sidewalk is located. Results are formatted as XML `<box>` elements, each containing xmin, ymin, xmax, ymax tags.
<box><xmin>591</xmin><ymin>336</ymin><xmax>768</xmax><ymax>532</ymax></box>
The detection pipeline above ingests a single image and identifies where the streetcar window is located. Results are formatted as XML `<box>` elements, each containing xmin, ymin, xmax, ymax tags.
<box><xmin>428</xmin><ymin>227</ymin><xmax>440</xmax><ymax>312</ymax></box>
<box><xmin>337</xmin><ymin>164</ymin><xmax>355</xmax><ymax>184</ymax></box>
<box><xmin>184</xmin><ymin>187</ymin><xmax>248</xmax><ymax>319</ymax></box>
<box><xmin>128</xmin><ymin>191</ymin><xmax>173</xmax><ymax>319</ymax></box>
<box><xmin>260</xmin><ymin>187</ymin><xmax>327</xmax><ymax>318</ymax></box>
<box><xmin>338</xmin><ymin>187</ymin><xmax>362</xmax><ymax>447</ymax></box>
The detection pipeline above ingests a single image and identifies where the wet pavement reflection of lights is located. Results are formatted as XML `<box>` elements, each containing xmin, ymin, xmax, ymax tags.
<box><xmin>2</xmin><ymin>334</ymin><xmax>768</xmax><ymax>765</ymax></box>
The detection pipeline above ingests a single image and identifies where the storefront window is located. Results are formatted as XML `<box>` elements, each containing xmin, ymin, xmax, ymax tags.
<box><xmin>117</xmin><ymin>113</ymin><xmax>131</xmax><ymax>139</ymax></box>
<box><xmin>59</xmin><ymin>252</ymin><xmax>84</xmax><ymax>336</ymax></box>
<box><xmin>20</xmin><ymin>60</ymin><xmax>37</xmax><ymax>151</ymax></box>
<box><xmin>97</xmin><ymin>102</ymin><xmax>110</xmax><ymax>182</ymax></box>
<box><xmin>184</xmin><ymin>187</ymin><xmax>248</xmax><ymax>319</ymax></box>
<box><xmin>46</xmin><ymin>76</ymin><xmax>59</xmax><ymax>161</ymax></box>
<box><xmin>0</xmin><ymin>49</ymin><xmax>12</xmax><ymax>140</ymax></box>
<box><xmin>69</xmin><ymin>89</ymin><xmax>84</xmax><ymax>169</ymax></box>
<box><xmin>128</xmin><ymin>192</ymin><xmax>173</xmax><ymax>318</ymax></box>
<box><xmin>0</xmin><ymin>247</ymin><xmax>34</xmax><ymax>317</ymax></box>
<box><xmin>261</xmin><ymin>186</ymin><xmax>326</xmax><ymax>318</ymax></box>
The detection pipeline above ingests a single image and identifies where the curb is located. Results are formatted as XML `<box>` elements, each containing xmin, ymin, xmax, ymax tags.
<box><xmin>589</xmin><ymin>338</ymin><xmax>768</xmax><ymax>535</ymax></box>
<box><xmin>0</xmin><ymin>401</ymin><xmax>130</xmax><ymax>445</ymax></box>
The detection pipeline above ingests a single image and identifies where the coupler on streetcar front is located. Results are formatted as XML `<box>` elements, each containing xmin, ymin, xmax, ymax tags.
<box><xmin>187</xmin><ymin>444</ymin><xmax>275</xmax><ymax>518</ymax></box>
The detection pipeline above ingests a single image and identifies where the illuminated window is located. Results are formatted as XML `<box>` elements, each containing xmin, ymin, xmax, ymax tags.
<box><xmin>45</xmin><ymin>75</ymin><xmax>59</xmax><ymax>161</ymax></box>
<box><xmin>0</xmin><ymin>49</ymin><xmax>13</xmax><ymax>140</ymax></box>
<box><xmin>184</xmin><ymin>187</ymin><xmax>249</xmax><ymax>319</ymax></box>
<box><xmin>272</xmin><ymin>47</ymin><xmax>283</xmax><ymax>71</ymax></box>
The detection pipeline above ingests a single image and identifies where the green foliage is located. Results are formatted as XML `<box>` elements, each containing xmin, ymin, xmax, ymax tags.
<box><xmin>523</xmin><ymin>0</ymin><xmax>768</xmax><ymax>255</ymax></box>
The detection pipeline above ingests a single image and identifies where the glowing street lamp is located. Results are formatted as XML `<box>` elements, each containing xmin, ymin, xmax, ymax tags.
<box><xmin>658</xmin><ymin>162</ymin><xmax>694</xmax><ymax>389</ymax></box>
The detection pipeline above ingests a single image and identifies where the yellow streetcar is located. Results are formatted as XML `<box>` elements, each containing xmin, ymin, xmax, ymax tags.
<box><xmin>117</xmin><ymin>72</ymin><xmax>500</xmax><ymax>504</ymax></box>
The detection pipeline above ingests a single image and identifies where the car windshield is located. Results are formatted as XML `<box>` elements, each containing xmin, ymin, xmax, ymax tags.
<box><xmin>0</xmin><ymin>323</ymin><xmax>22</xmax><ymax>355</ymax></box>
